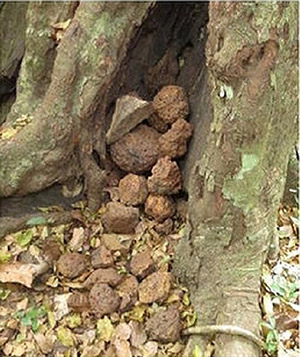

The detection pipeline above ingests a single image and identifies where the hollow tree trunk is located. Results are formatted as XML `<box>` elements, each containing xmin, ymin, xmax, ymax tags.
<box><xmin>0</xmin><ymin>2</ymin><xmax>153</xmax><ymax>211</ymax></box>
<box><xmin>175</xmin><ymin>2</ymin><xmax>298</xmax><ymax>357</ymax></box>
<box><xmin>0</xmin><ymin>5</ymin><xmax>298</xmax><ymax>357</ymax></box>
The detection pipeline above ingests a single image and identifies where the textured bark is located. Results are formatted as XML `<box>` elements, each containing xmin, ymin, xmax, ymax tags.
<box><xmin>5</xmin><ymin>2</ymin><xmax>78</xmax><ymax>125</ymax></box>
<box><xmin>0</xmin><ymin>3</ymin><xmax>153</xmax><ymax>207</ymax></box>
<box><xmin>0</xmin><ymin>2</ymin><xmax>27</xmax><ymax>125</ymax></box>
<box><xmin>0</xmin><ymin>2</ymin><xmax>27</xmax><ymax>80</ymax></box>
<box><xmin>282</xmin><ymin>145</ymin><xmax>299</xmax><ymax>205</ymax></box>
<box><xmin>175</xmin><ymin>2</ymin><xmax>298</xmax><ymax>357</ymax></box>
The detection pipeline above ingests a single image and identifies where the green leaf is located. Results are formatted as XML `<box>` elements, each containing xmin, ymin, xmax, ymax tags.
<box><xmin>0</xmin><ymin>287</ymin><xmax>11</xmax><ymax>300</ymax></box>
<box><xmin>290</xmin><ymin>216</ymin><xmax>300</xmax><ymax>227</ymax></box>
<box><xmin>26</xmin><ymin>216</ymin><xmax>47</xmax><ymax>226</ymax></box>
<box><xmin>192</xmin><ymin>345</ymin><xmax>203</xmax><ymax>357</ymax></box>
<box><xmin>48</xmin><ymin>310</ymin><xmax>56</xmax><ymax>329</ymax></box>
<box><xmin>265</xmin><ymin>329</ymin><xmax>278</xmax><ymax>354</ymax></box>
<box><xmin>186</xmin><ymin>311</ymin><xmax>197</xmax><ymax>327</ymax></box>
<box><xmin>97</xmin><ymin>316</ymin><xmax>115</xmax><ymax>342</ymax></box>
<box><xmin>57</xmin><ymin>326</ymin><xmax>74</xmax><ymax>347</ymax></box>
<box><xmin>0</xmin><ymin>249</ymin><xmax>12</xmax><ymax>263</ymax></box>
<box><xmin>66</xmin><ymin>313</ymin><xmax>82</xmax><ymax>329</ymax></box>
<box><xmin>20</xmin><ymin>306</ymin><xmax>46</xmax><ymax>332</ymax></box>
<box><xmin>182</xmin><ymin>292</ymin><xmax>190</xmax><ymax>306</ymax></box>
<box><xmin>16</xmin><ymin>229</ymin><xmax>34</xmax><ymax>248</ymax></box>
<box><xmin>21</xmin><ymin>315</ymin><xmax>32</xmax><ymax>327</ymax></box>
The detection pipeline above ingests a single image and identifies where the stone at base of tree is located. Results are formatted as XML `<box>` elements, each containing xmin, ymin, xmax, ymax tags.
<box><xmin>91</xmin><ymin>245</ymin><xmax>114</xmax><ymax>269</ymax></box>
<box><xmin>83</xmin><ymin>268</ymin><xmax>124</xmax><ymax>289</ymax></box>
<box><xmin>101</xmin><ymin>202</ymin><xmax>139</xmax><ymax>234</ymax></box>
<box><xmin>145</xmin><ymin>194</ymin><xmax>175</xmax><ymax>222</ymax></box>
<box><xmin>110</xmin><ymin>124</ymin><xmax>160</xmax><ymax>174</ymax></box>
<box><xmin>159</xmin><ymin>118</ymin><xmax>193</xmax><ymax>159</ymax></box>
<box><xmin>119</xmin><ymin>174</ymin><xmax>148</xmax><ymax>206</ymax></box>
<box><xmin>106</xmin><ymin>95</ymin><xmax>154</xmax><ymax>145</ymax></box>
<box><xmin>117</xmin><ymin>274</ymin><xmax>139</xmax><ymax>312</ymax></box>
<box><xmin>101</xmin><ymin>233</ymin><xmax>134</xmax><ymax>255</ymax></box>
<box><xmin>57</xmin><ymin>253</ymin><xmax>86</xmax><ymax>279</ymax></box>
<box><xmin>145</xmin><ymin>307</ymin><xmax>182</xmax><ymax>342</ymax></box>
<box><xmin>138</xmin><ymin>272</ymin><xmax>171</xmax><ymax>304</ymax></box>
<box><xmin>147</xmin><ymin>156</ymin><xmax>182</xmax><ymax>195</ymax></box>
<box><xmin>89</xmin><ymin>283</ymin><xmax>120</xmax><ymax>317</ymax></box>
<box><xmin>129</xmin><ymin>249</ymin><xmax>155</xmax><ymax>279</ymax></box>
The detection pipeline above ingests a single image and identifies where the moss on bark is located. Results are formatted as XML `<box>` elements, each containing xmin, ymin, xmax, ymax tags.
<box><xmin>0</xmin><ymin>3</ymin><xmax>153</xmax><ymax>200</ymax></box>
<box><xmin>176</xmin><ymin>3</ymin><xmax>298</xmax><ymax>357</ymax></box>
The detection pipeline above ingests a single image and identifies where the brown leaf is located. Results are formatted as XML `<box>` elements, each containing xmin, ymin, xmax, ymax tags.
<box><xmin>0</xmin><ymin>261</ymin><xmax>48</xmax><ymax>288</ymax></box>
<box><xmin>34</xmin><ymin>333</ymin><xmax>55</xmax><ymax>354</ymax></box>
<box><xmin>114</xmin><ymin>339</ymin><xmax>132</xmax><ymax>357</ymax></box>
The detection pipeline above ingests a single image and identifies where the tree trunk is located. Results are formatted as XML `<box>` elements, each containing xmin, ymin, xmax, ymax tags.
<box><xmin>0</xmin><ymin>3</ymin><xmax>298</xmax><ymax>356</ymax></box>
<box><xmin>0</xmin><ymin>2</ymin><xmax>153</xmax><ymax>210</ymax></box>
<box><xmin>175</xmin><ymin>2</ymin><xmax>298</xmax><ymax>356</ymax></box>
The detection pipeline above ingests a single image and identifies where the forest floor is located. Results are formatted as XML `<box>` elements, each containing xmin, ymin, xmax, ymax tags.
<box><xmin>0</xmin><ymin>199</ymin><xmax>196</xmax><ymax>357</ymax></box>
<box><xmin>0</xmin><ymin>198</ymin><xmax>298</xmax><ymax>357</ymax></box>
<box><xmin>261</xmin><ymin>204</ymin><xmax>299</xmax><ymax>357</ymax></box>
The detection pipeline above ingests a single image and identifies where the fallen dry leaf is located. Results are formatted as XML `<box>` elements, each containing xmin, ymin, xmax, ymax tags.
<box><xmin>129</xmin><ymin>321</ymin><xmax>147</xmax><ymax>348</ymax></box>
<box><xmin>34</xmin><ymin>332</ymin><xmax>55</xmax><ymax>354</ymax></box>
<box><xmin>0</xmin><ymin>262</ymin><xmax>48</xmax><ymax>288</ymax></box>
<box><xmin>114</xmin><ymin>339</ymin><xmax>132</xmax><ymax>357</ymax></box>
<box><xmin>69</xmin><ymin>227</ymin><xmax>85</xmax><ymax>251</ymax></box>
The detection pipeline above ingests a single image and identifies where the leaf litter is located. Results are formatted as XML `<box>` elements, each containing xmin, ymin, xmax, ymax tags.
<box><xmin>0</xmin><ymin>200</ymin><xmax>193</xmax><ymax>356</ymax></box>
<box><xmin>261</xmin><ymin>204</ymin><xmax>299</xmax><ymax>356</ymax></box>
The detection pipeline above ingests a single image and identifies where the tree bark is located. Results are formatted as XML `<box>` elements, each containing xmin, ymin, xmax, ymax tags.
<box><xmin>0</xmin><ymin>4</ymin><xmax>298</xmax><ymax>356</ymax></box>
<box><xmin>0</xmin><ymin>2</ymin><xmax>153</xmax><ymax>209</ymax></box>
<box><xmin>175</xmin><ymin>2</ymin><xmax>298</xmax><ymax>357</ymax></box>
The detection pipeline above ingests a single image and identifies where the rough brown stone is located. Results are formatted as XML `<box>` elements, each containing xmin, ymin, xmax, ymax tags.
<box><xmin>147</xmin><ymin>157</ymin><xmax>182</xmax><ymax>195</ymax></box>
<box><xmin>119</xmin><ymin>174</ymin><xmax>148</xmax><ymax>206</ymax></box>
<box><xmin>145</xmin><ymin>307</ymin><xmax>181</xmax><ymax>342</ymax></box>
<box><xmin>89</xmin><ymin>283</ymin><xmax>120</xmax><ymax>316</ymax></box>
<box><xmin>152</xmin><ymin>86</ymin><xmax>189</xmax><ymax>125</ymax></box>
<box><xmin>117</xmin><ymin>274</ymin><xmax>139</xmax><ymax>312</ymax></box>
<box><xmin>104</xmin><ymin>158</ymin><xmax>123</xmax><ymax>187</ymax></box>
<box><xmin>106</xmin><ymin>95</ymin><xmax>154</xmax><ymax>145</ymax></box>
<box><xmin>68</xmin><ymin>292</ymin><xmax>90</xmax><ymax>312</ymax></box>
<box><xmin>57</xmin><ymin>253</ymin><xmax>86</xmax><ymax>279</ymax></box>
<box><xmin>102</xmin><ymin>202</ymin><xmax>139</xmax><ymax>234</ymax></box>
<box><xmin>138</xmin><ymin>272</ymin><xmax>171</xmax><ymax>304</ymax></box>
<box><xmin>144</xmin><ymin>194</ymin><xmax>175</xmax><ymax>223</ymax></box>
<box><xmin>129</xmin><ymin>249</ymin><xmax>154</xmax><ymax>279</ymax></box>
<box><xmin>83</xmin><ymin>267</ymin><xmax>124</xmax><ymax>289</ymax></box>
<box><xmin>101</xmin><ymin>233</ymin><xmax>133</xmax><ymax>255</ymax></box>
<box><xmin>159</xmin><ymin>119</ymin><xmax>193</xmax><ymax>158</ymax></box>
<box><xmin>110</xmin><ymin>124</ymin><xmax>160</xmax><ymax>174</ymax></box>
<box><xmin>154</xmin><ymin>218</ymin><xmax>174</xmax><ymax>235</ymax></box>
<box><xmin>91</xmin><ymin>245</ymin><xmax>114</xmax><ymax>269</ymax></box>
<box><xmin>147</xmin><ymin>112</ymin><xmax>169</xmax><ymax>133</ymax></box>
<box><xmin>43</xmin><ymin>239</ymin><xmax>61</xmax><ymax>264</ymax></box>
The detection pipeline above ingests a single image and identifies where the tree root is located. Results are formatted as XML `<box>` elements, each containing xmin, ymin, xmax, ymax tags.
<box><xmin>182</xmin><ymin>325</ymin><xmax>265</xmax><ymax>350</ymax></box>
<box><xmin>0</xmin><ymin>211</ymin><xmax>73</xmax><ymax>239</ymax></box>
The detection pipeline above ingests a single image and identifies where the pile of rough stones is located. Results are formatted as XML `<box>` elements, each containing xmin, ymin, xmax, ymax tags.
<box><xmin>56</xmin><ymin>85</ymin><xmax>193</xmax><ymax>344</ymax></box>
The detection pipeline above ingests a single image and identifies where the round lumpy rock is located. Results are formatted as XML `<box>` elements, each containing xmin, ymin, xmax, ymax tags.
<box><xmin>57</xmin><ymin>253</ymin><xmax>86</xmax><ymax>279</ymax></box>
<box><xmin>138</xmin><ymin>272</ymin><xmax>171</xmax><ymax>304</ymax></box>
<box><xmin>102</xmin><ymin>202</ymin><xmax>139</xmax><ymax>234</ymax></box>
<box><xmin>152</xmin><ymin>85</ymin><xmax>189</xmax><ymax>125</ymax></box>
<box><xmin>147</xmin><ymin>156</ymin><xmax>182</xmax><ymax>195</ymax></box>
<box><xmin>110</xmin><ymin>124</ymin><xmax>160</xmax><ymax>174</ymax></box>
<box><xmin>159</xmin><ymin>118</ymin><xmax>193</xmax><ymax>158</ymax></box>
<box><xmin>89</xmin><ymin>283</ymin><xmax>120</xmax><ymax>317</ymax></box>
<box><xmin>119</xmin><ymin>174</ymin><xmax>148</xmax><ymax>206</ymax></box>
<box><xmin>145</xmin><ymin>307</ymin><xmax>181</xmax><ymax>342</ymax></box>
<box><xmin>145</xmin><ymin>194</ymin><xmax>175</xmax><ymax>223</ymax></box>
